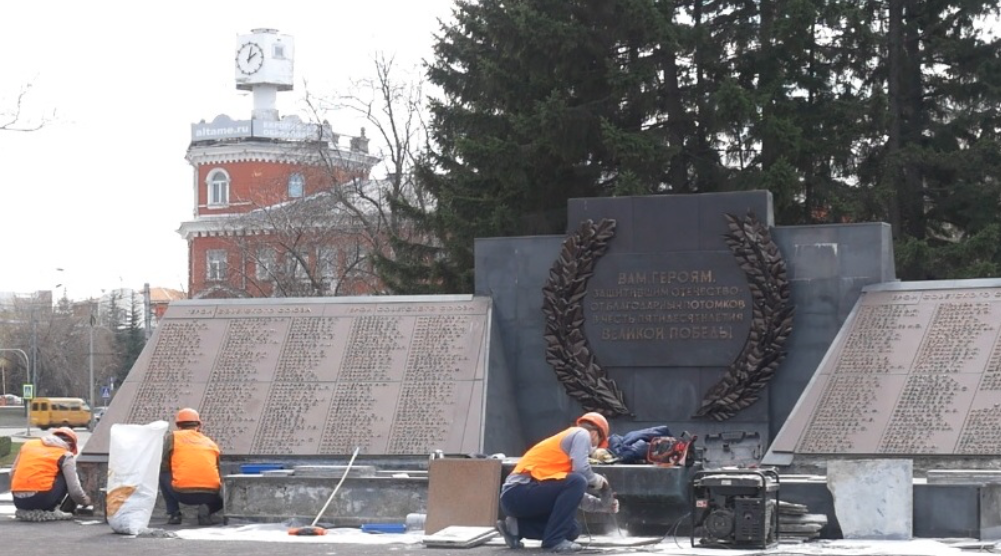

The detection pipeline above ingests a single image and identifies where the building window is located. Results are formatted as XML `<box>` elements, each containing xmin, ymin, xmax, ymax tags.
<box><xmin>288</xmin><ymin>173</ymin><xmax>305</xmax><ymax>198</ymax></box>
<box><xmin>318</xmin><ymin>247</ymin><xmax>338</xmax><ymax>280</ymax></box>
<box><xmin>318</xmin><ymin>247</ymin><xmax>339</xmax><ymax>294</ymax></box>
<box><xmin>287</xmin><ymin>249</ymin><xmax>309</xmax><ymax>280</ymax></box>
<box><xmin>273</xmin><ymin>44</ymin><xmax>286</xmax><ymax>59</ymax></box>
<box><xmin>256</xmin><ymin>248</ymin><xmax>275</xmax><ymax>280</ymax></box>
<box><xmin>207</xmin><ymin>169</ymin><xmax>230</xmax><ymax>206</ymax></box>
<box><xmin>206</xmin><ymin>250</ymin><xmax>228</xmax><ymax>281</ymax></box>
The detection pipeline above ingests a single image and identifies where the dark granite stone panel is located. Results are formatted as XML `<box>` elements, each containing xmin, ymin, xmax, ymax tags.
<box><xmin>981</xmin><ymin>484</ymin><xmax>1001</xmax><ymax>540</ymax></box>
<box><xmin>696</xmin><ymin>191</ymin><xmax>773</xmax><ymax>251</ymax></box>
<box><xmin>790</xmin><ymin>277</ymin><xmax>840</xmax><ymax>315</ymax></box>
<box><xmin>768</xmin><ymin>225</ymin><xmax>895</xmax><ymax>442</ymax></box>
<box><xmin>786</xmin><ymin>242</ymin><xmax>840</xmax><ymax>280</ymax></box>
<box><xmin>836</xmin><ymin>224</ymin><xmax>896</xmax><ymax>282</ymax></box>
<box><xmin>777</xmin><ymin>225</ymin><xmax>838</xmax><ymax>250</ymax></box>
<box><xmin>583</xmin><ymin>252</ymin><xmax>753</xmax><ymax>367</ymax></box>
<box><xmin>484</xmin><ymin>311</ymin><xmax>525</xmax><ymax>455</ymax></box>
<box><xmin>568</xmin><ymin>192</ymin><xmax>772</xmax><ymax>255</ymax></box>
<box><xmin>630</xmin><ymin>195</ymin><xmax>700</xmax><ymax>253</ymax></box>
<box><xmin>567</xmin><ymin>197</ymin><xmax>637</xmax><ymax>254</ymax></box>
<box><xmin>477</xmin><ymin>196</ymin><xmax>894</xmax><ymax>456</ymax></box>
<box><xmin>914</xmin><ymin>484</ymin><xmax>981</xmax><ymax>539</ymax></box>
<box><xmin>625</xmin><ymin>367</ymin><xmax>705</xmax><ymax>422</ymax></box>
<box><xmin>697</xmin><ymin>367</ymin><xmax>771</xmax><ymax>423</ymax></box>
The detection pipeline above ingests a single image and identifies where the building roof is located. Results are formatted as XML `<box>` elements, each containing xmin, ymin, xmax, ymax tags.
<box><xmin>149</xmin><ymin>287</ymin><xmax>186</xmax><ymax>303</ymax></box>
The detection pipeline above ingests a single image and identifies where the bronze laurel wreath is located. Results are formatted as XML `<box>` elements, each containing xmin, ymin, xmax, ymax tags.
<box><xmin>541</xmin><ymin>218</ymin><xmax>631</xmax><ymax>417</ymax></box>
<box><xmin>694</xmin><ymin>211</ymin><xmax>794</xmax><ymax>421</ymax></box>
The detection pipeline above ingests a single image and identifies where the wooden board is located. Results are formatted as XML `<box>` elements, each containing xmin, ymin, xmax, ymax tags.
<box><xmin>425</xmin><ymin>458</ymin><xmax>501</xmax><ymax>535</ymax></box>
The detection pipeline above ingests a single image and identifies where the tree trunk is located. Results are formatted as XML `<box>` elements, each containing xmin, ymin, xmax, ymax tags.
<box><xmin>885</xmin><ymin>0</ymin><xmax>904</xmax><ymax>237</ymax></box>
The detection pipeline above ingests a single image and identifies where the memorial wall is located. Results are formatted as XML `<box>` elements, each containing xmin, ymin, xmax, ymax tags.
<box><xmin>84</xmin><ymin>296</ymin><xmax>519</xmax><ymax>457</ymax></box>
<box><xmin>477</xmin><ymin>192</ymin><xmax>896</xmax><ymax>448</ymax></box>
<box><xmin>769</xmin><ymin>279</ymin><xmax>1001</xmax><ymax>458</ymax></box>
<box><xmin>583</xmin><ymin>255</ymin><xmax>753</xmax><ymax>367</ymax></box>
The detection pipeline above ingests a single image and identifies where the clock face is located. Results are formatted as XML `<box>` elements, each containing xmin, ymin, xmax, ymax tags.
<box><xmin>236</xmin><ymin>42</ymin><xmax>264</xmax><ymax>75</ymax></box>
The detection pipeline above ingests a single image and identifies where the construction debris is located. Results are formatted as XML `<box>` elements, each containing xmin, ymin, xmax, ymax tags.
<box><xmin>14</xmin><ymin>508</ymin><xmax>74</xmax><ymax>522</ymax></box>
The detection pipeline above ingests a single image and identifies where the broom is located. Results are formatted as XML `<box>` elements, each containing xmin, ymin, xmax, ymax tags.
<box><xmin>288</xmin><ymin>446</ymin><xmax>361</xmax><ymax>536</ymax></box>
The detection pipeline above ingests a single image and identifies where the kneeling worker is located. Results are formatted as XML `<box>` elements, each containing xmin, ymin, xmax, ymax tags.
<box><xmin>497</xmin><ymin>412</ymin><xmax>620</xmax><ymax>553</ymax></box>
<box><xmin>159</xmin><ymin>408</ymin><xmax>224</xmax><ymax>525</ymax></box>
<box><xmin>11</xmin><ymin>427</ymin><xmax>93</xmax><ymax>514</ymax></box>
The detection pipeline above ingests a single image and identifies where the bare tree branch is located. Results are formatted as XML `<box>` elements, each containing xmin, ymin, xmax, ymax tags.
<box><xmin>2</xmin><ymin>82</ymin><xmax>53</xmax><ymax>132</ymax></box>
<box><xmin>203</xmin><ymin>54</ymin><xmax>435</xmax><ymax>299</ymax></box>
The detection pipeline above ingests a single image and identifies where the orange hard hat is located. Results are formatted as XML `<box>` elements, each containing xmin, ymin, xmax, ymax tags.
<box><xmin>52</xmin><ymin>427</ymin><xmax>79</xmax><ymax>454</ymax></box>
<box><xmin>175</xmin><ymin>407</ymin><xmax>201</xmax><ymax>424</ymax></box>
<box><xmin>576</xmin><ymin>412</ymin><xmax>610</xmax><ymax>448</ymax></box>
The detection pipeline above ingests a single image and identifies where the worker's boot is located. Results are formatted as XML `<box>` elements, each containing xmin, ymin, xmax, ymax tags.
<box><xmin>197</xmin><ymin>505</ymin><xmax>225</xmax><ymax>526</ymax></box>
<box><xmin>58</xmin><ymin>496</ymin><xmax>77</xmax><ymax>514</ymax></box>
<box><xmin>495</xmin><ymin>517</ymin><xmax>523</xmax><ymax>549</ymax></box>
<box><xmin>167</xmin><ymin>512</ymin><xmax>183</xmax><ymax>525</ymax></box>
<box><xmin>550</xmin><ymin>540</ymin><xmax>582</xmax><ymax>553</ymax></box>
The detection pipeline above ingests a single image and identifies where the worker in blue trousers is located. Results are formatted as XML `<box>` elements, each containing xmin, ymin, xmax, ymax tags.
<box><xmin>496</xmin><ymin>412</ymin><xmax>620</xmax><ymax>553</ymax></box>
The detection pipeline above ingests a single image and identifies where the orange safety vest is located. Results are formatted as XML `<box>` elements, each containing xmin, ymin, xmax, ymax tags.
<box><xmin>512</xmin><ymin>427</ymin><xmax>577</xmax><ymax>481</ymax></box>
<box><xmin>170</xmin><ymin>429</ymin><xmax>221</xmax><ymax>490</ymax></box>
<box><xmin>11</xmin><ymin>439</ymin><xmax>67</xmax><ymax>492</ymax></box>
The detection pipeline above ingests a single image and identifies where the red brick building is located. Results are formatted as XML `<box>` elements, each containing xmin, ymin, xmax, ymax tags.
<box><xmin>177</xmin><ymin>29</ymin><xmax>383</xmax><ymax>299</ymax></box>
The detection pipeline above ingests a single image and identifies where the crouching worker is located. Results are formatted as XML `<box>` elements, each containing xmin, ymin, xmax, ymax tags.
<box><xmin>159</xmin><ymin>408</ymin><xmax>224</xmax><ymax>526</ymax></box>
<box><xmin>11</xmin><ymin>427</ymin><xmax>93</xmax><ymax>517</ymax></box>
<box><xmin>497</xmin><ymin>412</ymin><xmax>620</xmax><ymax>553</ymax></box>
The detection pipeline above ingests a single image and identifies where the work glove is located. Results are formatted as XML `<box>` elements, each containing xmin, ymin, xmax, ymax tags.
<box><xmin>592</xmin><ymin>473</ymin><xmax>609</xmax><ymax>491</ymax></box>
<box><xmin>596</xmin><ymin>487</ymin><xmax>619</xmax><ymax>513</ymax></box>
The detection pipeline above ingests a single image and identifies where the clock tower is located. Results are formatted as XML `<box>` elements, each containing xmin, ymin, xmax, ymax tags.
<box><xmin>234</xmin><ymin>28</ymin><xmax>295</xmax><ymax>121</ymax></box>
<box><xmin>182</xmin><ymin>28</ymin><xmax>381</xmax><ymax>300</ymax></box>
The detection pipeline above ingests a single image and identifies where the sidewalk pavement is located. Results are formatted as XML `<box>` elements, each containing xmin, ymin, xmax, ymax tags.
<box><xmin>0</xmin><ymin>489</ymin><xmax>993</xmax><ymax>556</ymax></box>
<box><xmin>4</xmin><ymin>491</ymin><xmax>999</xmax><ymax>556</ymax></box>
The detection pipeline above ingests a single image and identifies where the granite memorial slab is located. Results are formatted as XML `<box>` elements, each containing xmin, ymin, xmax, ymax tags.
<box><xmin>768</xmin><ymin>279</ymin><xmax>1001</xmax><ymax>460</ymax></box>
<box><xmin>83</xmin><ymin>295</ymin><xmax>521</xmax><ymax>457</ymax></box>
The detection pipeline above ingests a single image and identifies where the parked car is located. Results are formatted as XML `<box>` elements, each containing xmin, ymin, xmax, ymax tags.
<box><xmin>89</xmin><ymin>406</ymin><xmax>109</xmax><ymax>430</ymax></box>
<box><xmin>93</xmin><ymin>406</ymin><xmax>108</xmax><ymax>423</ymax></box>
<box><xmin>1</xmin><ymin>394</ymin><xmax>23</xmax><ymax>406</ymax></box>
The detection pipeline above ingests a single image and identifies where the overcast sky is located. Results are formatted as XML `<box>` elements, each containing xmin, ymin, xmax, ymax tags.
<box><xmin>0</xmin><ymin>1</ymin><xmax>455</xmax><ymax>300</ymax></box>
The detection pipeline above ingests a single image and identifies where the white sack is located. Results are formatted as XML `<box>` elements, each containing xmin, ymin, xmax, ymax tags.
<box><xmin>106</xmin><ymin>420</ymin><xmax>168</xmax><ymax>535</ymax></box>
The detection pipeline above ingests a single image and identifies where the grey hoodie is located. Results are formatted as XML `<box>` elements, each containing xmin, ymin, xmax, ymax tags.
<box><xmin>11</xmin><ymin>434</ymin><xmax>92</xmax><ymax>506</ymax></box>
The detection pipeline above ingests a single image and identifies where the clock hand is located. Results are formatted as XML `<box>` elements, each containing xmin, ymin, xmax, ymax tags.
<box><xmin>248</xmin><ymin>51</ymin><xmax>257</xmax><ymax>62</ymax></box>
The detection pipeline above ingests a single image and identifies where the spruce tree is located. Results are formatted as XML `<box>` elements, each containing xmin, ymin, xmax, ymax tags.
<box><xmin>392</xmin><ymin>0</ymin><xmax>1001</xmax><ymax>288</ymax></box>
<box><xmin>396</xmin><ymin>0</ymin><xmax>671</xmax><ymax>293</ymax></box>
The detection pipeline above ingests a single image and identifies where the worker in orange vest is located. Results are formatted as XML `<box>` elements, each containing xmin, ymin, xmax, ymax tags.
<box><xmin>158</xmin><ymin>408</ymin><xmax>224</xmax><ymax>526</ymax></box>
<box><xmin>10</xmin><ymin>427</ymin><xmax>93</xmax><ymax>514</ymax></box>
<box><xmin>496</xmin><ymin>412</ymin><xmax>620</xmax><ymax>553</ymax></box>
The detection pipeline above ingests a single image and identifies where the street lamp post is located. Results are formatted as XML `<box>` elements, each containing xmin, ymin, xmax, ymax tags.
<box><xmin>88</xmin><ymin>317</ymin><xmax>115</xmax><ymax>410</ymax></box>
<box><xmin>89</xmin><ymin>317</ymin><xmax>95</xmax><ymax>409</ymax></box>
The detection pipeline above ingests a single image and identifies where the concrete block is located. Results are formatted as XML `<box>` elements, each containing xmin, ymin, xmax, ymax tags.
<box><xmin>827</xmin><ymin>459</ymin><xmax>912</xmax><ymax>539</ymax></box>
<box><xmin>292</xmin><ymin>465</ymin><xmax>376</xmax><ymax>478</ymax></box>
<box><xmin>223</xmin><ymin>474</ymin><xmax>428</xmax><ymax>525</ymax></box>
<box><xmin>927</xmin><ymin>470</ymin><xmax>1001</xmax><ymax>484</ymax></box>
